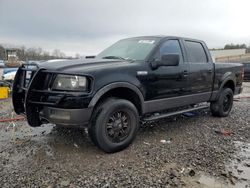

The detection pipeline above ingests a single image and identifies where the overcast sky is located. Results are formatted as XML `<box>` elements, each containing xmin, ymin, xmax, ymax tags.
<box><xmin>0</xmin><ymin>0</ymin><xmax>250</xmax><ymax>56</ymax></box>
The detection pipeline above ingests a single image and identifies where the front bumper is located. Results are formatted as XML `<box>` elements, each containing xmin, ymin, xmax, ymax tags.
<box><xmin>41</xmin><ymin>107</ymin><xmax>93</xmax><ymax>127</ymax></box>
<box><xmin>12</xmin><ymin>64</ymin><xmax>93</xmax><ymax>127</ymax></box>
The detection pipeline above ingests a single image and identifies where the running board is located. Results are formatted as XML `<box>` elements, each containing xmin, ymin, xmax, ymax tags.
<box><xmin>143</xmin><ymin>105</ymin><xmax>209</xmax><ymax>121</ymax></box>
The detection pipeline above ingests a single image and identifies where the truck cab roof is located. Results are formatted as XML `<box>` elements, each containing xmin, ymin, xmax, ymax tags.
<box><xmin>125</xmin><ymin>35</ymin><xmax>206</xmax><ymax>43</ymax></box>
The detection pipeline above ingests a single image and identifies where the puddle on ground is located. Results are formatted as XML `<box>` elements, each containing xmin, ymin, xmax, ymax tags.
<box><xmin>1</xmin><ymin>122</ymin><xmax>99</xmax><ymax>161</ymax></box>
<box><xmin>198</xmin><ymin>174</ymin><xmax>228</xmax><ymax>188</ymax></box>
<box><xmin>226</xmin><ymin>141</ymin><xmax>250</xmax><ymax>187</ymax></box>
<box><xmin>0</xmin><ymin>123</ymin><xmax>55</xmax><ymax>142</ymax></box>
<box><xmin>187</xmin><ymin>170</ymin><xmax>249</xmax><ymax>188</ymax></box>
<box><xmin>185</xmin><ymin>141</ymin><xmax>250</xmax><ymax>188</ymax></box>
<box><xmin>183</xmin><ymin>172</ymin><xmax>228</xmax><ymax>188</ymax></box>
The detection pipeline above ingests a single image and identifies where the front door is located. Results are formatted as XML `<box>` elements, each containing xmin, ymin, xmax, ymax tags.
<box><xmin>145</xmin><ymin>39</ymin><xmax>190</xmax><ymax>101</ymax></box>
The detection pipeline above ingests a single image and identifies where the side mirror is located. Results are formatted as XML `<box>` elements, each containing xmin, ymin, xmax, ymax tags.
<box><xmin>151</xmin><ymin>54</ymin><xmax>179</xmax><ymax>69</ymax></box>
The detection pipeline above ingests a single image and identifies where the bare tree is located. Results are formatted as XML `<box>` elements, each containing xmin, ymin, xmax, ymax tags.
<box><xmin>0</xmin><ymin>45</ymin><xmax>6</xmax><ymax>60</ymax></box>
<box><xmin>17</xmin><ymin>46</ymin><xmax>26</xmax><ymax>61</ymax></box>
<box><xmin>0</xmin><ymin>44</ymin><xmax>70</xmax><ymax>61</ymax></box>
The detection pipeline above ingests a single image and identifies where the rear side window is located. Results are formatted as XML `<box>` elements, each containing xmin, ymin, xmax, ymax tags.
<box><xmin>185</xmin><ymin>41</ymin><xmax>208</xmax><ymax>63</ymax></box>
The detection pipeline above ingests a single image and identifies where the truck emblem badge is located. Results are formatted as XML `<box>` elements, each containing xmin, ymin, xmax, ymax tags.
<box><xmin>137</xmin><ymin>71</ymin><xmax>148</xmax><ymax>75</ymax></box>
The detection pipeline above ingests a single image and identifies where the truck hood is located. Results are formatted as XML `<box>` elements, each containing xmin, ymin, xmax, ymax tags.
<box><xmin>37</xmin><ymin>58</ymin><xmax>131</xmax><ymax>72</ymax></box>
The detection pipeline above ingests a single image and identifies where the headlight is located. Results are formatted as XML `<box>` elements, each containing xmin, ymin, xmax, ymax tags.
<box><xmin>52</xmin><ymin>74</ymin><xmax>88</xmax><ymax>91</ymax></box>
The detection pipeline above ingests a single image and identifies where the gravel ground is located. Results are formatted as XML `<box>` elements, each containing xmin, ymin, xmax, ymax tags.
<box><xmin>0</xmin><ymin>83</ymin><xmax>250</xmax><ymax>187</ymax></box>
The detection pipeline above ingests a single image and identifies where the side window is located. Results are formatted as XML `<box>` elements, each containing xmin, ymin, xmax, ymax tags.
<box><xmin>185</xmin><ymin>41</ymin><xmax>208</xmax><ymax>63</ymax></box>
<box><xmin>154</xmin><ymin>40</ymin><xmax>183</xmax><ymax>61</ymax></box>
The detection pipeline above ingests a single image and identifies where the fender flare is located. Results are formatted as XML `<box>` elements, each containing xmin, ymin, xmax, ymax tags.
<box><xmin>218</xmin><ymin>74</ymin><xmax>236</xmax><ymax>92</ymax></box>
<box><xmin>88</xmin><ymin>82</ymin><xmax>144</xmax><ymax>109</ymax></box>
<box><xmin>212</xmin><ymin>73</ymin><xmax>236</xmax><ymax>101</ymax></box>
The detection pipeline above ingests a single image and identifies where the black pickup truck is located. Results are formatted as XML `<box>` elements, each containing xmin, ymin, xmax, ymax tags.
<box><xmin>12</xmin><ymin>36</ymin><xmax>244</xmax><ymax>153</ymax></box>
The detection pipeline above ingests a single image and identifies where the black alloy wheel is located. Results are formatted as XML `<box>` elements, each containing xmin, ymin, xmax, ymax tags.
<box><xmin>106</xmin><ymin>111</ymin><xmax>131</xmax><ymax>143</ymax></box>
<box><xmin>89</xmin><ymin>98</ymin><xmax>139</xmax><ymax>153</ymax></box>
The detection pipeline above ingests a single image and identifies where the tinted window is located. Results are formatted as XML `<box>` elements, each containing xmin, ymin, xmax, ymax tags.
<box><xmin>155</xmin><ymin>40</ymin><xmax>182</xmax><ymax>60</ymax></box>
<box><xmin>185</xmin><ymin>41</ymin><xmax>208</xmax><ymax>63</ymax></box>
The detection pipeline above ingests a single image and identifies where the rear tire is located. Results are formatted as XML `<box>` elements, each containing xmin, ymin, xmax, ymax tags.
<box><xmin>89</xmin><ymin>98</ymin><xmax>139</xmax><ymax>153</ymax></box>
<box><xmin>210</xmin><ymin>88</ymin><xmax>234</xmax><ymax>117</ymax></box>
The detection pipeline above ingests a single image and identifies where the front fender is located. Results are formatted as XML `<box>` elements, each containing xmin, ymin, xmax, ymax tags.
<box><xmin>88</xmin><ymin>82</ymin><xmax>144</xmax><ymax>108</ymax></box>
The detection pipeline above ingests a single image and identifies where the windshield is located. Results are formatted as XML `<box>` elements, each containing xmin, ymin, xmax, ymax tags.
<box><xmin>96</xmin><ymin>38</ymin><xmax>159</xmax><ymax>61</ymax></box>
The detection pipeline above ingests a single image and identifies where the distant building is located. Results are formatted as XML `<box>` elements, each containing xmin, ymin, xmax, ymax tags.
<box><xmin>5</xmin><ymin>48</ymin><xmax>19</xmax><ymax>60</ymax></box>
<box><xmin>210</xmin><ymin>49</ymin><xmax>246</xmax><ymax>59</ymax></box>
<box><xmin>5</xmin><ymin>48</ymin><xmax>21</xmax><ymax>67</ymax></box>
<box><xmin>210</xmin><ymin>49</ymin><xmax>247</xmax><ymax>62</ymax></box>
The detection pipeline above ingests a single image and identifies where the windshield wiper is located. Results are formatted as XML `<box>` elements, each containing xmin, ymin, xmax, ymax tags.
<box><xmin>102</xmin><ymin>56</ymin><xmax>126</xmax><ymax>60</ymax></box>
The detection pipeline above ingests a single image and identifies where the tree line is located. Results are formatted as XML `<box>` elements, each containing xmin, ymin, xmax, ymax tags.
<box><xmin>0</xmin><ymin>45</ymin><xmax>72</xmax><ymax>61</ymax></box>
<box><xmin>224</xmin><ymin>43</ymin><xmax>250</xmax><ymax>53</ymax></box>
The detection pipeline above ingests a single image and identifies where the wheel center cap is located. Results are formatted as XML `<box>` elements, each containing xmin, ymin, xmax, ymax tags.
<box><xmin>114</xmin><ymin>119</ymin><xmax>122</xmax><ymax>128</ymax></box>
<box><xmin>118</xmin><ymin>124</ymin><xmax>122</xmax><ymax>128</ymax></box>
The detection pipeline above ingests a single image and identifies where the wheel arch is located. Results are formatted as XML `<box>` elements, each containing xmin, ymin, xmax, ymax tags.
<box><xmin>212</xmin><ymin>75</ymin><xmax>236</xmax><ymax>101</ymax></box>
<box><xmin>222</xmin><ymin>80</ymin><xmax>235</xmax><ymax>93</ymax></box>
<box><xmin>219</xmin><ymin>75</ymin><xmax>236</xmax><ymax>94</ymax></box>
<box><xmin>88</xmin><ymin>82</ymin><xmax>144</xmax><ymax>115</ymax></box>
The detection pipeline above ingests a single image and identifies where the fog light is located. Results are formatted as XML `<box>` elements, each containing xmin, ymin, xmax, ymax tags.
<box><xmin>49</xmin><ymin>109</ymin><xmax>70</xmax><ymax>120</ymax></box>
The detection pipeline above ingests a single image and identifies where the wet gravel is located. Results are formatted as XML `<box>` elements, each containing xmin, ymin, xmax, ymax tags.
<box><xmin>0</xmin><ymin>83</ymin><xmax>250</xmax><ymax>187</ymax></box>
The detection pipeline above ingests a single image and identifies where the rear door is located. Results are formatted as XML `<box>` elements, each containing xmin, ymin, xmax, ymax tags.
<box><xmin>183</xmin><ymin>40</ymin><xmax>214</xmax><ymax>99</ymax></box>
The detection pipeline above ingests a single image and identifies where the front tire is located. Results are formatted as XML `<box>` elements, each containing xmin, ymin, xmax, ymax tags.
<box><xmin>210</xmin><ymin>88</ymin><xmax>234</xmax><ymax>117</ymax></box>
<box><xmin>89</xmin><ymin>98</ymin><xmax>139</xmax><ymax>153</ymax></box>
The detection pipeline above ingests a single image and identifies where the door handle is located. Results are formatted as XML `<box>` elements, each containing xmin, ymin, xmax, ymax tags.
<box><xmin>182</xmin><ymin>70</ymin><xmax>188</xmax><ymax>77</ymax></box>
<box><xmin>208</xmin><ymin>69</ymin><xmax>212</xmax><ymax>73</ymax></box>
